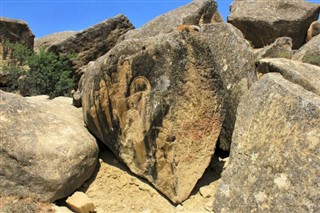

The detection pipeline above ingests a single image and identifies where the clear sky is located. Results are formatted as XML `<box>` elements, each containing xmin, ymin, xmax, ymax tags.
<box><xmin>1</xmin><ymin>0</ymin><xmax>319</xmax><ymax>38</ymax></box>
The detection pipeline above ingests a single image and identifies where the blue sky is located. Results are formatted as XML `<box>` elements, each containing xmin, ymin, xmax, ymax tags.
<box><xmin>1</xmin><ymin>0</ymin><xmax>319</xmax><ymax>38</ymax></box>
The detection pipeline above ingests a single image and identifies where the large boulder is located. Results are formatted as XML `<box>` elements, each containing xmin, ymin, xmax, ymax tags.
<box><xmin>292</xmin><ymin>34</ymin><xmax>320</xmax><ymax>67</ymax></box>
<box><xmin>254</xmin><ymin>37</ymin><xmax>293</xmax><ymax>60</ymax></box>
<box><xmin>202</xmin><ymin>23</ymin><xmax>256</xmax><ymax>151</ymax></box>
<box><xmin>0</xmin><ymin>91</ymin><xmax>99</xmax><ymax>202</ymax></box>
<box><xmin>228</xmin><ymin>0</ymin><xmax>320</xmax><ymax>49</ymax></box>
<box><xmin>120</xmin><ymin>0</ymin><xmax>218</xmax><ymax>40</ymax></box>
<box><xmin>0</xmin><ymin>17</ymin><xmax>34</xmax><ymax>64</ymax></box>
<box><xmin>34</xmin><ymin>31</ymin><xmax>76</xmax><ymax>52</ymax></box>
<box><xmin>213</xmin><ymin>73</ymin><xmax>320</xmax><ymax>212</ymax></box>
<box><xmin>48</xmin><ymin>15</ymin><xmax>134</xmax><ymax>80</ymax></box>
<box><xmin>80</xmin><ymin>31</ymin><xmax>225</xmax><ymax>203</ymax></box>
<box><xmin>257</xmin><ymin>58</ymin><xmax>320</xmax><ymax>96</ymax></box>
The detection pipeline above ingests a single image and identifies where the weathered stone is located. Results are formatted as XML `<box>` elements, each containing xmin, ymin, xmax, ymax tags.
<box><xmin>257</xmin><ymin>58</ymin><xmax>320</xmax><ymax>96</ymax></box>
<box><xmin>213</xmin><ymin>73</ymin><xmax>320</xmax><ymax>212</ymax></box>
<box><xmin>48</xmin><ymin>15</ymin><xmax>134</xmax><ymax>80</ymax></box>
<box><xmin>228</xmin><ymin>0</ymin><xmax>320</xmax><ymax>49</ymax></box>
<box><xmin>121</xmin><ymin>0</ymin><xmax>217</xmax><ymax>40</ymax></box>
<box><xmin>202</xmin><ymin>23</ymin><xmax>256</xmax><ymax>151</ymax></box>
<box><xmin>0</xmin><ymin>91</ymin><xmax>99</xmax><ymax>202</ymax></box>
<box><xmin>307</xmin><ymin>20</ymin><xmax>320</xmax><ymax>42</ymax></box>
<box><xmin>0</xmin><ymin>17</ymin><xmax>34</xmax><ymax>64</ymax></box>
<box><xmin>254</xmin><ymin>37</ymin><xmax>293</xmax><ymax>60</ymax></box>
<box><xmin>199</xmin><ymin>186</ymin><xmax>212</xmax><ymax>198</ymax></box>
<box><xmin>80</xmin><ymin>31</ymin><xmax>225</xmax><ymax>203</ymax></box>
<box><xmin>34</xmin><ymin>31</ymin><xmax>76</xmax><ymax>52</ymax></box>
<box><xmin>292</xmin><ymin>34</ymin><xmax>320</xmax><ymax>67</ymax></box>
<box><xmin>66</xmin><ymin>192</ymin><xmax>95</xmax><ymax>213</ymax></box>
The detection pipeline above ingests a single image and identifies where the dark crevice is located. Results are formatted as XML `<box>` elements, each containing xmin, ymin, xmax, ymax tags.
<box><xmin>190</xmin><ymin>144</ymin><xmax>230</xmax><ymax>196</ymax></box>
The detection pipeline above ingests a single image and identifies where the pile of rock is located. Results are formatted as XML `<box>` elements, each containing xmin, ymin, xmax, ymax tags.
<box><xmin>0</xmin><ymin>0</ymin><xmax>319</xmax><ymax>212</ymax></box>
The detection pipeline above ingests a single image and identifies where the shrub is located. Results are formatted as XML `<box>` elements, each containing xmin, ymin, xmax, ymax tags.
<box><xmin>21</xmin><ymin>48</ymin><xmax>76</xmax><ymax>98</ymax></box>
<box><xmin>2</xmin><ymin>41</ymin><xmax>76</xmax><ymax>98</ymax></box>
<box><xmin>4</xmin><ymin>41</ymin><xmax>33</xmax><ymax>65</ymax></box>
<box><xmin>1</xmin><ymin>64</ymin><xmax>25</xmax><ymax>91</ymax></box>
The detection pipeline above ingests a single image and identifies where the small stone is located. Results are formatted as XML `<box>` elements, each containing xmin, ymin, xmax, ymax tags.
<box><xmin>66</xmin><ymin>192</ymin><xmax>95</xmax><ymax>213</ymax></box>
<box><xmin>52</xmin><ymin>205</ymin><xmax>74</xmax><ymax>213</ymax></box>
<box><xmin>204</xmin><ymin>201</ymin><xmax>213</xmax><ymax>212</ymax></box>
<box><xmin>176</xmin><ymin>204</ymin><xmax>184</xmax><ymax>211</ymax></box>
<box><xmin>199</xmin><ymin>186</ymin><xmax>212</xmax><ymax>198</ymax></box>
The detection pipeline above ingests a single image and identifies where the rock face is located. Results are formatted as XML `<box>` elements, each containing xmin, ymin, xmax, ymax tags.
<box><xmin>0</xmin><ymin>17</ymin><xmax>34</xmax><ymax>64</ymax></box>
<box><xmin>228</xmin><ymin>0</ymin><xmax>320</xmax><ymax>49</ymax></box>
<box><xmin>306</xmin><ymin>20</ymin><xmax>320</xmax><ymax>42</ymax></box>
<box><xmin>292</xmin><ymin>34</ymin><xmax>320</xmax><ymax>67</ymax></box>
<box><xmin>80</xmin><ymin>31</ymin><xmax>225</xmax><ymax>203</ymax></box>
<box><xmin>213</xmin><ymin>73</ymin><xmax>320</xmax><ymax>212</ymax></box>
<box><xmin>0</xmin><ymin>91</ymin><xmax>99</xmax><ymax>202</ymax></box>
<box><xmin>34</xmin><ymin>31</ymin><xmax>76</xmax><ymax>52</ymax></box>
<box><xmin>254</xmin><ymin>37</ymin><xmax>293</xmax><ymax>60</ymax></box>
<box><xmin>48</xmin><ymin>15</ymin><xmax>134</xmax><ymax>80</ymax></box>
<box><xmin>257</xmin><ymin>58</ymin><xmax>320</xmax><ymax>96</ymax></box>
<box><xmin>121</xmin><ymin>0</ymin><xmax>217</xmax><ymax>40</ymax></box>
<box><xmin>202</xmin><ymin>23</ymin><xmax>256</xmax><ymax>151</ymax></box>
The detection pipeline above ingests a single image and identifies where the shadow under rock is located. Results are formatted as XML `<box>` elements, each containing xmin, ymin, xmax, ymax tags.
<box><xmin>79</xmin><ymin>140</ymin><xmax>177</xmax><ymax>205</ymax></box>
<box><xmin>190</xmin><ymin>146</ymin><xmax>229</xmax><ymax>196</ymax></box>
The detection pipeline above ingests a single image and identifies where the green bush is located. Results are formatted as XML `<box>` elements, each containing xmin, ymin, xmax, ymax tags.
<box><xmin>1</xmin><ymin>64</ymin><xmax>25</xmax><ymax>91</ymax></box>
<box><xmin>4</xmin><ymin>41</ymin><xmax>32</xmax><ymax>65</ymax></box>
<box><xmin>2</xmin><ymin>41</ymin><xmax>76</xmax><ymax>98</ymax></box>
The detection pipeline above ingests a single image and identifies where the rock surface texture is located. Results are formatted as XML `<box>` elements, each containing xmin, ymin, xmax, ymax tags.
<box><xmin>202</xmin><ymin>23</ymin><xmax>256</xmax><ymax>151</ymax></box>
<box><xmin>0</xmin><ymin>91</ymin><xmax>99</xmax><ymax>202</ymax></box>
<box><xmin>0</xmin><ymin>17</ymin><xmax>34</xmax><ymax>63</ymax></box>
<box><xmin>80</xmin><ymin>31</ymin><xmax>225</xmax><ymax>203</ymax></box>
<box><xmin>254</xmin><ymin>37</ymin><xmax>293</xmax><ymax>60</ymax></box>
<box><xmin>292</xmin><ymin>34</ymin><xmax>320</xmax><ymax>67</ymax></box>
<box><xmin>34</xmin><ymin>31</ymin><xmax>76</xmax><ymax>52</ymax></box>
<box><xmin>121</xmin><ymin>0</ymin><xmax>217</xmax><ymax>40</ymax></box>
<box><xmin>228</xmin><ymin>0</ymin><xmax>320</xmax><ymax>49</ymax></box>
<box><xmin>213</xmin><ymin>73</ymin><xmax>320</xmax><ymax>212</ymax></box>
<box><xmin>306</xmin><ymin>20</ymin><xmax>320</xmax><ymax>41</ymax></box>
<box><xmin>48</xmin><ymin>15</ymin><xmax>134</xmax><ymax>80</ymax></box>
<box><xmin>257</xmin><ymin>58</ymin><xmax>320</xmax><ymax>96</ymax></box>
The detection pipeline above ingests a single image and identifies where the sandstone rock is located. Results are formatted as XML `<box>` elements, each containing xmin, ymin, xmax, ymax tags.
<box><xmin>121</xmin><ymin>0</ymin><xmax>217</xmax><ymax>40</ymax></box>
<box><xmin>52</xmin><ymin>205</ymin><xmax>74</xmax><ymax>213</ymax></box>
<box><xmin>0</xmin><ymin>91</ymin><xmax>99</xmax><ymax>202</ymax></box>
<box><xmin>254</xmin><ymin>37</ymin><xmax>293</xmax><ymax>60</ymax></box>
<box><xmin>228</xmin><ymin>0</ymin><xmax>320</xmax><ymax>49</ymax></box>
<box><xmin>306</xmin><ymin>20</ymin><xmax>320</xmax><ymax>42</ymax></box>
<box><xmin>213</xmin><ymin>73</ymin><xmax>320</xmax><ymax>212</ymax></box>
<box><xmin>199</xmin><ymin>186</ymin><xmax>212</xmax><ymax>198</ymax></box>
<box><xmin>34</xmin><ymin>31</ymin><xmax>76</xmax><ymax>52</ymax></box>
<box><xmin>292</xmin><ymin>34</ymin><xmax>320</xmax><ymax>67</ymax></box>
<box><xmin>210</xmin><ymin>11</ymin><xmax>224</xmax><ymax>23</ymax></box>
<box><xmin>202</xmin><ymin>23</ymin><xmax>256</xmax><ymax>151</ymax></box>
<box><xmin>48</xmin><ymin>15</ymin><xmax>134</xmax><ymax>80</ymax></box>
<box><xmin>80</xmin><ymin>31</ymin><xmax>225</xmax><ymax>203</ymax></box>
<box><xmin>257</xmin><ymin>58</ymin><xmax>320</xmax><ymax>96</ymax></box>
<box><xmin>66</xmin><ymin>192</ymin><xmax>95</xmax><ymax>213</ymax></box>
<box><xmin>0</xmin><ymin>17</ymin><xmax>34</xmax><ymax>65</ymax></box>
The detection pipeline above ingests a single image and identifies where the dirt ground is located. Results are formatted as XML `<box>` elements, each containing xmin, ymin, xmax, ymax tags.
<box><xmin>70</xmin><ymin>144</ymin><xmax>227</xmax><ymax>213</ymax></box>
